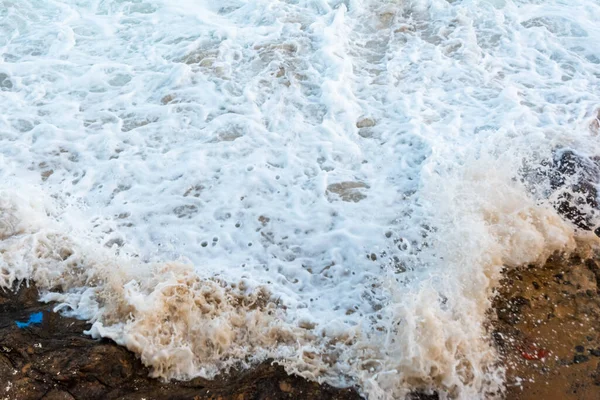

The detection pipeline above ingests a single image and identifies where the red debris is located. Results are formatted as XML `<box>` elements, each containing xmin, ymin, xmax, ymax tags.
<box><xmin>518</xmin><ymin>345</ymin><xmax>550</xmax><ymax>360</ymax></box>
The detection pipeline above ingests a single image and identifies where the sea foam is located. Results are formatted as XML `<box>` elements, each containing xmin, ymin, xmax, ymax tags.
<box><xmin>1</xmin><ymin>0</ymin><xmax>600</xmax><ymax>398</ymax></box>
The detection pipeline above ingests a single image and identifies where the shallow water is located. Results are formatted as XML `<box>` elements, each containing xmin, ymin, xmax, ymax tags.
<box><xmin>1</xmin><ymin>0</ymin><xmax>600</xmax><ymax>398</ymax></box>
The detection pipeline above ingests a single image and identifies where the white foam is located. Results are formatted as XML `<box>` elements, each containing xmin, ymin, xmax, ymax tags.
<box><xmin>2</xmin><ymin>0</ymin><xmax>600</xmax><ymax>398</ymax></box>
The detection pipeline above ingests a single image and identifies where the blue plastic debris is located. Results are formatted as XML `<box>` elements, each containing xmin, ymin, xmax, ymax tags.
<box><xmin>15</xmin><ymin>312</ymin><xmax>43</xmax><ymax>328</ymax></box>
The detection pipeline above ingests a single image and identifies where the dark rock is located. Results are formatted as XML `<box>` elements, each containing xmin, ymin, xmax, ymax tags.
<box><xmin>574</xmin><ymin>354</ymin><xmax>590</xmax><ymax>364</ymax></box>
<box><xmin>512</xmin><ymin>296</ymin><xmax>530</xmax><ymax>307</ymax></box>
<box><xmin>585</xmin><ymin>259</ymin><xmax>600</xmax><ymax>289</ymax></box>
<box><xmin>41</xmin><ymin>390</ymin><xmax>76</xmax><ymax>400</ymax></box>
<box><xmin>408</xmin><ymin>392</ymin><xmax>439</xmax><ymax>400</ymax></box>
<box><xmin>590</xmin><ymin>348</ymin><xmax>600</xmax><ymax>357</ymax></box>
<box><xmin>586</xmin><ymin>259</ymin><xmax>599</xmax><ymax>273</ymax></box>
<box><xmin>548</xmin><ymin>150</ymin><xmax>600</xmax><ymax>234</ymax></box>
<box><xmin>496</xmin><ymin>296</ymin><xmax>530</xmax><ymax>325</ymax></box>
<box><xmin>0</xmin><ymin>283</ymin><xmax>362</xmax><ymax>400</ymax></box>
<box><xmin>67</xmin><ymin>381</ymin><xmax>107</xmax><ymax>400</ymax></box>
<box><xmin>554</xmin><ymin>273</ymin><xmax>564</xmax><ymax>281</ymax></box>
<box><xmin>576</xmin><ymin>345</ymin><xmax>585</xmax><ymax>353</ymax></box>
<box><xmin>524</xmin><ymin>149</ymin><xmax>600</xmax><ymax>234</ymax></box>
<box><xmin>492</xmin><ymin>330</ymin><xmax>506</xmax><ymax>349</ymax></box>
<box><xmin>570</xmin><ymin>254</ymin><xmax>584</xmax><ymax>265</ymax></box>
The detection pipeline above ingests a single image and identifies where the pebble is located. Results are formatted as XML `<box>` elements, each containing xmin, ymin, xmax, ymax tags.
<box><xmin>279</xmin><ymin>381</ymin><xmax>293</xmax><ymax>393</ymax></box>
<box><xmin>574</xmin><ymin>354</ymin><xmax>590</xmax><ymax>364</ymax></box>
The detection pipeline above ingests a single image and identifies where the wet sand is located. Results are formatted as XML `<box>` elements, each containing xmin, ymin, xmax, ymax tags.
<box><xmin>493</xmin><ymin>253</ymin><xmax>600</xmax><ymax>399</ymax></box>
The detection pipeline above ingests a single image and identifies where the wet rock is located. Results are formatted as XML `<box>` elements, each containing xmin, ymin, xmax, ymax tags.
<box><xmin>496</xmin><ymin>296</ymin><xmax>530</xmax><ymax>325</ymax></box>
<box><xmin>326</xmin><ymin>181</ymin><xmax>368</xmax><ymax>202</ymax></box>
<box><xmin>574</xmin><ymin>354</ymin><xmax>590</xmax><ymax>364</ymax></box>
<box><xmin>408</xmin><ymin>392</ymin><xmax>439</xmax><ymax>400</ymax></box>
<box><xmin>547</xmin><ymin>149</ymin><xmax>600</xmax><ymax>235</ymax></box>
<box><xmin>491</xmin><ymin>330</ymin><xmax>506</xmax><ymax>349</ymax></box>
<box><xmin>586</xmin><ymin>259</ymin><xmax>599</xmax><ymax>273</ymax></box>
<box><xmin>585</xmin><ymin>259</ymin><xmax>600</xmax><ymax>289</ymax></box>
<box><xmin>357</xmin><ymin>127</ymin><xmax>378</xmax><ymax>139</ymax></box>
<box><xmin>0</xmin><ymin>283</ymin><xmax>362</xmax><ymax>400</ymax></box>
<box><xmin>356</xmin><ymin>117</ymin><xmax>376</xmax><ymax>128</ymax></box>
<box><xmin>161</xmin><ymin>94</ymin><xmax>176</xmax><ymax>104</ymax></box>
<box><xmin>41</xmin><ymin>390</ymin><xmax>76</xmax><ymax>400</ymax></box>
<box><xmin>356</xmin><ymin>118</ymin><xmax>378</xmax><ymax>139</ymax></box>
<box><xmin>554</xmin><ymin>272</ymin><xmax>564</xmax><ymax>281</ymax></box>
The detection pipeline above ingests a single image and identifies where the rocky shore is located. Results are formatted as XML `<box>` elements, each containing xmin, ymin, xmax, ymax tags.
<box><xmin>0</xmin><ymin>284</ymin><xmax>363</xmax><ymax>400</ymax></box>
<box><xmin>2</xmin><ymin>253</ymin><xmax>600</xmax><ymax>400</ymax></box>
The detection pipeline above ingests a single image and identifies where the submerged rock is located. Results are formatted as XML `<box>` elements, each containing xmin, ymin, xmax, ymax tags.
<box><xmin>326</xmin><ymin>181</ymin><xmax>368</xmax><ymax>203</ymax></box>
<box><xmin>0</xmin><ymin>72</ymin><xmax>13</xmax><ymax>90</ymax></box>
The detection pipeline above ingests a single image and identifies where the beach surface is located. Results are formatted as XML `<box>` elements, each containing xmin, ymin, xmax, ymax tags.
<box><xmin>3</xmin><ymin>253</ymin><xmax>600</xmax><ymax>399</ymax></box>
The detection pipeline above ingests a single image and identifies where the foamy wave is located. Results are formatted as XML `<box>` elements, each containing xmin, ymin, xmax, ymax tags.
<box><xmin>0</xmin><ymin>192</ymin><xmax>296</xmax><ymax>378</ymax></box>
<box><xmin>2</xmin><ymin>0</ymin><xmax>600</xmax><ymax>398</ymax></box>
<box><xmin>0</xmin><ymin>156</ymin><xmax>584</xmax><ymax>399</ymax></box>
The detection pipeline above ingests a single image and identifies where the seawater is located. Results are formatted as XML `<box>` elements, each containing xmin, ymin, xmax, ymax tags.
<box><xmin>1</xmin><ymin>0</ymin><xmax>600</xmax><ymax>398</ymax></box>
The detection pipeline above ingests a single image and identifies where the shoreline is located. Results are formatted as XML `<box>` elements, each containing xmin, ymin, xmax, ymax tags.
<box><xmin>2</xmin><ymin>253</ymin><xmax>600</xmax><ymax>399</ymax></box>
<box><xmin>0</xmin><ymin>283</ymin><xmax>434</xmax><ymax>400</ymax></box>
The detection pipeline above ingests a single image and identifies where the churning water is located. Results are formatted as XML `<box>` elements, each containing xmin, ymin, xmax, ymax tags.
<box><xmin>1</xmin><ymin>0</ymin><xmax>600</xmax><ymax>398</ymax></box>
